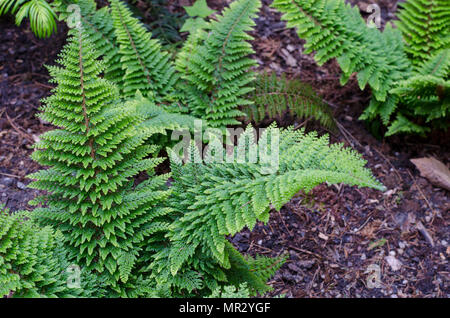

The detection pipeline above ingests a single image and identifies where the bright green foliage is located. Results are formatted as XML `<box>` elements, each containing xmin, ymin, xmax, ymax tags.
<box><xmin>272</xmin><ymin>0</ymin><xmax>411</xmax><ymax>108</ymax></box>
<box><xmin>396</xmin><ymin>0</ymin><xmax>450</xmax><ymax>66</ymax></box>
<box><xmin>388</xmin><ymin>49</ymin><xmax>450</xmax><ymax>135</ymax></box>
<box><xmin>176</xmin><ymin>0</ymin><xmax>261</xmax><ymax>127</ymax></box>
<box><xmin>183</xmin><ymin>0</ymin><xmax>215</xmax><ymax>18</ymax></box>
<box><xmin>110</xmin><ymin>0</ymin><xmax>177</xmax><ymax>101</ymax></box>
<box><xmin>208</xmin><ymin>283</ymin><xmax>251</xmax><ymax>298</ymax></box>
<box><xmin>67</xmin><ymin>0</ymin><xmax>125</xmax><ymax>89</ymax></box>
<box><xmin>0</xmin><ymin>207</ymin><xmax>103</xmax><ymax>297</ymax></box>
<box><xmin>272</xmin><ymin>0</ymin><xmax>449</xmax><ymax>135</ymax></box>
<box><xmin>27</xmin><ymin>27</ymin><xmax>172</xmax><ymax>294</ymax></box>
<box><xmin>147</xmin><ymin>124</ymin><xmax>384</xmax><ymax>296</ymax></box>
<box><xmin>243</xmin><ymin>72</ymin><xmax>335</xmax><ymax>128</ymax></box>
<box><xmin>0</xmin><ymin>0</ymin><xmax>57</xmax><ymax>38</ymax></box>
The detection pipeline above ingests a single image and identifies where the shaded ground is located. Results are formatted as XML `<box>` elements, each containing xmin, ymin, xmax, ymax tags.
<box><xmin>0</xmin><ymin>0</ymin><xmax>448</xmax><ymax>298</ymax></box>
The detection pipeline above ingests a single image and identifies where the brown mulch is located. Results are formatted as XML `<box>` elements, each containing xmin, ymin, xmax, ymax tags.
<box><xmin>0</xmin><ymin>0</ymin><xmax>448</xmax><ymax>298</ymax></box>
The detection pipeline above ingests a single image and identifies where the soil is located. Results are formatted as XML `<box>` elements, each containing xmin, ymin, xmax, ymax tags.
<box><xmin>0</xmin><ymin>0</ymin><xmax>448</xmax><ymax>298</ymax></box>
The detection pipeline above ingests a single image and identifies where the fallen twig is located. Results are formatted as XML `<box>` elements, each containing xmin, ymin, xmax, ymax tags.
<box><xmin>416</xmin><ymin>221</ymin><xmax>435</xmax><ymax>247</ymax></box>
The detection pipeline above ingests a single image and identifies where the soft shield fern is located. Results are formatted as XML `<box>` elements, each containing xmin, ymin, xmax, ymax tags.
<box><xmin>148</xmin><ymin>124</ymin><xmax>384</xmax><ymax>296</ymax></box>
<box><xmin>272</xmin><ymin>0</ymin><xmax>449</xmax><ymax>135</ymax></box>
<box><xmin>67</xmin><ymin>0</ymin><xmax>126</xmax><ymax>89</ymax></box>
<box><xmin>27</xmin><ymin>27</ymin><xmax>172</xmax><ymax>294</ymax></box>
<box><xmin>110</xmin><ymin>0</ymin><xmax>177</xmax><ymax>101</ymax></box>
<box><xmin>176</xmin><ymin>0</ymin><xmax>261</xmax><ymax>127</ymax></box>
<box><xmin>396</xmin><ymin>0</ymin><xmax>450</xmax><ymax>66</ymax></box>
<box><xmin>0</xmin><ymin>207</ymin><xmax>103</xmax><ymax>297</ymax></box>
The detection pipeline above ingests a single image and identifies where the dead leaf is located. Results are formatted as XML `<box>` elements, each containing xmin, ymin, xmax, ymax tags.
<box><xmin>411</xmin><ymin>157</ymin><xmax>450</xmax><ymax>191</ymax></box>
<box><xmin>318</xmin><ymin>232</ymin><xmax>329</xmax><ymax>241</ymax></box>
<box><xmin>385</xmin><ymin>255</ymin><xmax>402</xmax><ymax>271</ymax></box>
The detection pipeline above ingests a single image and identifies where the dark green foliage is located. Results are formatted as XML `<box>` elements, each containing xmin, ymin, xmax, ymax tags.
<box><xmin>243</xmin><ymin>72</ymin><xmax>335</xmax><ymax>128</ymax></box>
<box><xmin>27</xmin><ymin>27</ymin><xmax>172</xmax><ymax>294</ymax></box>
<box><xmin>389</xmin><ymin>49</ymin><xmax>450</xmax><ymax>135</ymax></box>
<box><xmin>396</xmin><ymin>0</ymin><xmax>450</xmax><ymax>66</ymax></box>
<box><xmin>0</xmin><ymin>0</ymin><xmax>58</xmax><ymax>38</ymax></box>
<box><xmin>0</xmin><ymin>207</ymin><xmax>103</xmax><ymax>297</ymax></box>
<box><xmin>272</xmin><ymin>0</ymin><xmax>449</xmax><ymax>135</ymax></box>
<box><xmin>176</xmin><ymin>0</ymin><xmax>261</xmax><ymax>127</ymax></box>
<box><xmin>110</xmin><ymin>0</ymin><xmax>177</xmax><ymax>101</ymax></box>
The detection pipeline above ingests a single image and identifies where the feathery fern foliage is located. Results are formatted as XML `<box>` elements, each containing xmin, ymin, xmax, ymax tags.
<box><xmin>0</xmin><ymin>0</ymin><xmax>58</xmax><ymax>38</ymax></box>
<box><xmin>273</xmin><ymin>0</ymin><xmax>449</xmax><ymax>135</ymax></box>
<box><xmin>27</xmin><ymin>27</ymin><xmax>172</xmax><ymax>294</ymax></box>
<box><xmin>148</xmin><ymin>124</ymin><xmax>384</xmax><ymax>296</ymax></box>
<box><xmin>64</xmin><ymin>0</ymin><xmax>125</xmax><ymax>88</ymax></box>
<box><xmin>243</xmin><ymin>72</ymin><xmax>335</xmax><ymax>128</ymax></box>
<box><xmin>0</xmin><ymin>207</ymin><xmax>103</xmax><ymax>297</ymax></box>
<box><xmin>110</xmin><ymin>0</ymin><xmax>177</xmax><ymax>101</ymax></box>
<box><xmin>176</xmin><ymin>0</ymin><xmax>261</xmax><ymax>127</ymax></box>
<box><xmin>388</xmin><ymin>49</ymin><xmax>450</xmax><ymax>135</ymax></box>
<box><xmin>396</xmin><ymin>0</ymin><xmax>450</xmax><ymax>66</ymax></box>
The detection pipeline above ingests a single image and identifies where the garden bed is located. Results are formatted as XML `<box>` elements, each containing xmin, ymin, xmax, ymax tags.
<box><xmin>0</xmin><ymin>0</ymin><xmax>448</xmax><ymax>298</ymax></box>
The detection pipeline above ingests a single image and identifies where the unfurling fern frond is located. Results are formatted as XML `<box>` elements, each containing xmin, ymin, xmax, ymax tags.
<box><xmin>27</xmin><ymin>27</ymin><xmax>172</xmax><ymax>294</ymax></box>
<box><xmin>0</xmin><ymin>0</ymin><xmax>57</xmax><ymax>38</ymax></box>
<box><xmin>176</xmin><ymin>0</ymin><xmax>261</xmax><ymax>127</ymax></box>
<box><xmin>0</xmin><ymin>207</ymin><xmax>104</xmax><ymax>297</ymax></box>
<box><xmin>243</xmin><ymin>72</ymin><xmax>335</xmax><ymax>129</ymax></box>
<box><xmin>110</xmin><ymin>0</ymin><xmax>177</xmax><ymax>101</ymax></box>
<box><xmin>396</xmin><ymin>0</ymin><xmax>450</xmax><ymax>66</ymax></box>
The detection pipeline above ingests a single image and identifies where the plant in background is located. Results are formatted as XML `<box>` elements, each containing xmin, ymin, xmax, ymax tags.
<box><xmin>175</xmin><ymin>0</ymin><xmax>261</xmax><ymax>127</ymax></box>
<box><xmin>272</xmin><ymin>0</ymin><xmax>449</xmax><ymax>136</ymax></box>
<box><xmin>0</xmin><ymin>0</ymin><xmax>58</xmax><ymax>38</ymax></box>
<box><xmin>243</xmin><ymin>72</ymin><xmax>335</xmax><ymax>129</ymax></box>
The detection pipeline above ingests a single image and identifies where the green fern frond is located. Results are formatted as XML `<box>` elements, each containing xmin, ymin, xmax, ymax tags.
<box><xmin>0</xmin><ymin>208</ymin><xmax>103</xmax><ymax>297</ymax></box>
<box><xmin>65</xmin><ymin>0</ymin><xmax>125</xmax><ymax>88</ymax></box>
<box><xmin>176</xmin><ymin>0</ymin><xmax>261</xmax><ymax>127</ymax></box>
<box><xmin>0</xmin><ymin>0</ymin><xmax>57</xmax><ymax>38</ymax></box>
<box><xmin>110</xmin><ymin>0</ymin><xmax>177</xmax><ymax>101</ymax></box>
<box><xmin>27</xmin><ymin>27</ymin><xmax>172</xmax><ymax>293</ymax></box>
<box><xmin>243</xmin><ymin>72</ymin><xmax>335</xmax><ymax>128</ymax></box>
<box><xmin>150</xmin><ymin>124</ymin><xmax>384</xmax><ymax>296</ymax></box>
<box><xmin>396</xmin><ymin>0</ymin><xmax>450</xmax><ymax>66</ymax></box>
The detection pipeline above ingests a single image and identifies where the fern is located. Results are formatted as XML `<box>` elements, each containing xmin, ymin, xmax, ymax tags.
<box><xmin>0</xmin><ymin>207</ymin><xmax>103</xmax><ymax>297</ymax></box>
<box><xmin>208</xmin><ymin>283</ymin><xmax>251</xmax><ymax>298</ymax></box>
<box><xmin>27</xmin><ymin>27</ymin><xmax>172</xmax><ymax>294</ymax></box>
<box><xmin>388</xmin><ymin>49</ymin><xmax>450</xmax><ymax>135</ymax></box>
<box><xmin>110</xmin><ymin>0</ymin><xmax>177</xmax><ymax>101</ymax></box>
<box><xmin>0</xmin><ymin>0</ymin><xmax>58</xmax><ymax>38</ymax></box>
<box><xmin>64</xmin><ymin>0</ymin><xmax>126</xmax><ymax>89</ymax></box>
<box><xmin>272</xmin><ymin>0</ymin><xmax>450</xmax><ymax>135</ymax></box>
<box><xmin>396</xmin><ymin>0</ymin><xmax>450</xmax><ymax>66</ymax></box>
<box><xmin>243</xmin><ymin>72</ymin><xmax>335</xmax><ymax>128</ymax></box>
<box><xmin>147</xmin><ymin>124</ymin><xmax>384</xmax><ymax>296</ymax></box>
<box><xmin>176</xmin><ymin>0</ymin><xmax>261</xmax><ymax>127</ymax></box>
